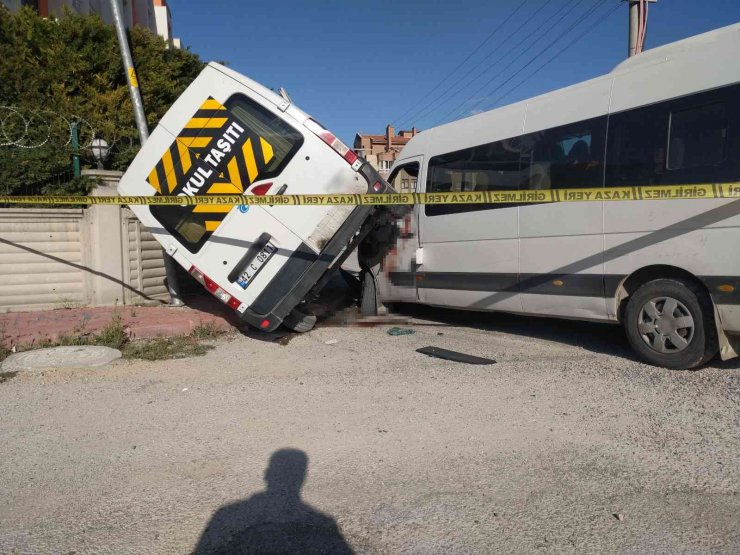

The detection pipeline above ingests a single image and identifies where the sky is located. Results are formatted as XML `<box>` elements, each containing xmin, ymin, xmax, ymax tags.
<box><xmin>171</xmin><ymin>0</ymin><xmax>740</xmax><ymax>145</ymax></box>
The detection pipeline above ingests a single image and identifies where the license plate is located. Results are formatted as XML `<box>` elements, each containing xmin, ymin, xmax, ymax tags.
<box><xmin>235</xmin><ymin>242</ymin><xmax>277</xmax><ymax>289</ymax></box>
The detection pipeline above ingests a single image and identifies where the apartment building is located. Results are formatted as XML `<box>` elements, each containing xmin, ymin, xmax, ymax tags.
<box><xmin>3</xmin><ymin>0</ymin><xmax>180</xmax><ymax>46</ymax></box>
<box><xmin>353</xmin><ymin>124</ymin><xmax>418</xmax><ymax>180</ymax></box>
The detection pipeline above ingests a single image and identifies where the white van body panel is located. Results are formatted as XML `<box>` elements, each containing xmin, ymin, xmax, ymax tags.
<box><xmin>518</xmin><ymin>77</ymin><xmax>612</xmax><ymax>321</ymax></box>
<box><xmin>143</xmin><ymin>63</ymin><xmax>364</xmax><ymax>252</ymax></box>
<box><xmin>381</xmin><ymin>23</ymin><xmax>740</xmax><ymax>345</ymax></box>
<box><xmin>603</xmin><ymin>23</ymin><xmax>740</xmax><ymax>332</ymax></box>
<box><xmin>118</xmin><ymin>64</ymin><xmax>333</xmax><ymax>301</ymax></box>
<box><xmin>194</xmin><ymin>64</ymin><xmax>368</xmax><ymax>250</ymax></box>
<box><xmin>417</xmin><ymin>103</ymin><xmax>525</xmax><ymax>313</ymax></box>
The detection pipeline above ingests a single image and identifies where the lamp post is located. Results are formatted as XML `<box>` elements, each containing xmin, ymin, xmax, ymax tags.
<box><xmin>90</xmin><ymin>138</ymin><xmax>110</xmax><ymax>170</ymax></box>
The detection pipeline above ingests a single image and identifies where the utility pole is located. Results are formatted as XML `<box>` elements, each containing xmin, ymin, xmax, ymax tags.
<box><xmin>109</xmin><ymin>0</ymin><xmax>184</xmax><ymax>307</ymax></box>
<box><xmin>628</xmin><ymin>0</ymin><xmax>657</xmax><ymax>58</ymax></box>
<box><xmin>628</xmin><ymin>1</ymin><xmax>640</xmax><ymax>58</ymax></box>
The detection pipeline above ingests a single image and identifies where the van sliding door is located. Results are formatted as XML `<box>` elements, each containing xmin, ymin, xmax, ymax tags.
<box><xmin>518</xmin><ymin>80</ymin><xmax>611</xmax><ymax>320</ymax></box>
<box><xmin>417</xmin><ymin>104</ymin><xmax>524</xmax><ymax>312</ymax></box>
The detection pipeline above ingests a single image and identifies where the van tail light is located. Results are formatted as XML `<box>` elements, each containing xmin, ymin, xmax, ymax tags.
<box><xmin>189</xmin><ymin>265</ymin><xmax>244</xmax><ymax>312</ymax></box>
<box><xmin>202</xmin><ymin>275</ymin><xmax>219</xmax><ymax>294</ymax></box>
<box><xmin>304</xmin><ymin>118</ymin><xmax>362</xmax><ymax>170</ymax></box>
<box><xmin>212</xmin><ymin>287</ymin><xmax>231</xmax><ymax>304</ymax></box>
<box><xmin>249</xmin><ymin>182</ymin><xmax>273</xmax><ymax>196</ymax></box>
<box><xmin>189</xmin><ymin>266</ymin><xmax>207</xmax><ymax>286</ymax></box>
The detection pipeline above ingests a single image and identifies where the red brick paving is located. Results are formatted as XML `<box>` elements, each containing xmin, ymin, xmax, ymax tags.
<box><xmin>0</xmin><ymin>296</ymin><xmax>242</xmax><ymax>349</ymax></box>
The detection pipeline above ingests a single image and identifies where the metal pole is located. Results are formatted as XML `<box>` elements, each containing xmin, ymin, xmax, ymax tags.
<box><xmin>110</xmin><ymin>0</ymin><xmax>148</xmax><ymax>144</ymax></box>
<box><xmin>109</xmin><ymin>0</ymin><xmax>184</xmax><ymax>307</ymax></box>
<box><xmin>71</xmin><ymin>122</ymin><xmax>81</xmax><ymax>178</ymax></box>
<box><xmin>628</xmin><ymin>0</ymin><xmax>639</xmax><ymax>57</ymax></box>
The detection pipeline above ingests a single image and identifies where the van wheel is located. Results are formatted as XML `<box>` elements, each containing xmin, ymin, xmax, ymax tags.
<box><xmin>339</xmin><ymin>269</ymin><xmax>361</xmax><ymax>299</ymax></box>
<box><xmin>623</xmin><ymin>278</ymin><xmax>717</xmax><ymax>369</ymax></box>
<box><xmin>282</xmin><ymin>306</ymin><xmax>317</xmax><ymax>333</ymax></box>
<box><xmin>360</xmin><ymin>271</ymin><xmax>378</xmax><ymax>316</ymax></box>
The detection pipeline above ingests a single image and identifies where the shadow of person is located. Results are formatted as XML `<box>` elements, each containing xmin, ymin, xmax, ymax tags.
<box><xmin>193</xmin><ymin>449</ymin><xmax>353</xmax><ymax>554</ymax></box>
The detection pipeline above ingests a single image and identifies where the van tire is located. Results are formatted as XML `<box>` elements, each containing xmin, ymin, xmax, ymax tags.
<box><xmin>340</xmin><ymin>269</ymin><xmax>362</xmax><ymax>299</ymax></box>
<box><xmin>283</xmin><ymin>306</ymin><xmax>317</xmax><ymax>333</ymax></box>
<box><xmin>623</xmin><ymin>278</ymin><xmax>717</xmax><ymax>369</ymax></box>
<box><xmin>360</xmin><ymin>271</ymin><xmax>378</xmax><ymax>316</ymax></box>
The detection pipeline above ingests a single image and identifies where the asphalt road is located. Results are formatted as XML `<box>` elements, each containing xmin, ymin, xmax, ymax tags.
<box><xmin>1</xmin><ymin>304</ymin><xmax>738</xmax><ymax>554</ymax></box>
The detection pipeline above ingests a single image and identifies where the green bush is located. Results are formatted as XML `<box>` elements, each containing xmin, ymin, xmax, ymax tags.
<box><xmin>0</xmin><ymin>6</ymin><xmax>205</xmax><ymax>194</ymax></box>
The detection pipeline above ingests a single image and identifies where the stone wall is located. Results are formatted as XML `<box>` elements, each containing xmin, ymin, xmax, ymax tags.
<box><xmin>0</xmin><ymin>170</ymin><xmax>169</xmax><ymax>313</ymax></box>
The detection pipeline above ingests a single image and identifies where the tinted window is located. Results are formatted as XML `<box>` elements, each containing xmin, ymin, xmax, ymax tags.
<box><xmin>520</xmin><ymin>116</ymin><xmax>606</xmax><ymax>190</ymax></box>
<box><xmin>424</xmin><ymin>83</ymin><xmax>740</xmax><ymax>216</ymax></box>
<box><xmin>668</xmin><ymin>103</ymin><xmax>726</xmax><ymax>170</ymax></box>
<box><xmin>426</xmin><ymin>137</ymin><xmax>522</xmax><ymax>216</ymax></box>
<box><xmin>606</xmin><ymin>101</ymin><xmax>670</xmax><ymax>187</ymax></box>
<box><xmin>606</xmin><ymin>83</ymin><xmax>740</xmax><ymax>187</ymax></box>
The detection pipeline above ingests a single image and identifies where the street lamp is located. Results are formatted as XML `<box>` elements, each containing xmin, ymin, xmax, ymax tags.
<box><xmin>90</xmin><ymin>137</ymin><xmax>110</xmax><ymax>169</ymax></box>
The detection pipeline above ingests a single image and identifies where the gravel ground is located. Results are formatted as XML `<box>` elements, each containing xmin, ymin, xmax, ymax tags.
<box><xmin>0</xmin><ymin>303</ymin><xmax>738</xmax><ymax>554</ymax></box>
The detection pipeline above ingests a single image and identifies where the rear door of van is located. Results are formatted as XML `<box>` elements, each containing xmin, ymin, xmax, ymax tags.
<box><xmin>118</xmin><ymin>63</ymin><xmax>381</xmax><ymax>330</ymax></box>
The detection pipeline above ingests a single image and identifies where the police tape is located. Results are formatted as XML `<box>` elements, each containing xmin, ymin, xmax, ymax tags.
<box><xmin>2</xmin><ymin>183</ymin><xmax>740</xmax><ymax>206</ymax></box>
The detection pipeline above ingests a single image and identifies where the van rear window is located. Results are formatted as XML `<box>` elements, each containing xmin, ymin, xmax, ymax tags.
<box><xmin>150</xmin><ymin>94</ymin><xmax>304</xmax><ymax>253</ymax></box>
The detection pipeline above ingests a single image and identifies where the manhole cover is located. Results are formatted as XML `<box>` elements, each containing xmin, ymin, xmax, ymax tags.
<box><xmin>1</xmin><ymin>346</ymin><xmax>122</xmax><ymax>373</ymax></box>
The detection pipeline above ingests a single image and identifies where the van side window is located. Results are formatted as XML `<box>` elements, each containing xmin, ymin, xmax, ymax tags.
<box><xmin>667</xmin><ymin>103</ymin><xmax>726</xmax><ymax>170</ymax></box>
<box><xmin>606</xmin><ymin>84</ymin><xmax>740</xmax><ymax>187</ymax></box>
<box><xmin>520</xmin><ymin>116</ymin><xmax>606</xmax><ymax>190</ymax></box>
<box><xmin>606</xmin><ymin>103</ymin><xmax>669</xmax><ymax>187</ymax></box>
<box><xmin>387</xmin><ymin>162</ymin><xmax>419</xmax><ymax>193</ymax></box>
<box><xmin>425</xmin><ymin>138</ymin><xmax>521</xmax><ymax>216</ymax></box>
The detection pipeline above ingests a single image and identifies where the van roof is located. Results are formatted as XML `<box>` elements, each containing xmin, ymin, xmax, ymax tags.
<box><xmin>610</xmin><ymin>22</ymin><xmax>740</xmax><ymax>74</ymax></box>
<box><xmin>398</xmin><ymin>22</ymin><xmax>740</xmax><ymax>161</ymax></box>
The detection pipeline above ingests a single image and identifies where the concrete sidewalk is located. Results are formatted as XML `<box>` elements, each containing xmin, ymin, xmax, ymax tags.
<box><xmin>0</xmin><ymin>296</ymin><xmax>241</xmax><ymax>349</ymax></box>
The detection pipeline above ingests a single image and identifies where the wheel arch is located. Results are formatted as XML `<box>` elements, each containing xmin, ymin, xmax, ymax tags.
<box><xmin>613</xmin><ymin>264</ymin><xmax>713</xmax><ymax>324</ymax></box>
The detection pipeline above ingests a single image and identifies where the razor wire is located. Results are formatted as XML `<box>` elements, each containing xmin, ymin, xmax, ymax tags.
<box><xmin>0</xmin><ymin>105</ymin><xmax>96</xmax><ymax>150</ymax></box>
<box><xmin>0</xmin><ymin>105</ymin><xmax>134</xmax><ymax>153</ymax></box>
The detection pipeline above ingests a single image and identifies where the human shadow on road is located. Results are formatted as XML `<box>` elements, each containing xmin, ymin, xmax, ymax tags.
<box><xmin>193</xmin><ymin>448</ymin><xmax>353</xmax><ymax>554</ymax></box>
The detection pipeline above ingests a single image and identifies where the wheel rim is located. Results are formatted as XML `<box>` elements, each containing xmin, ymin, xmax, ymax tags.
<box><xmin>637</xmin><ymin>296</ymin><xmax>695</xmax><ymax>354</ymax></box>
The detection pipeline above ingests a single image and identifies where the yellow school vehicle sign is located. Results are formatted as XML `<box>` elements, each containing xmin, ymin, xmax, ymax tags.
<box><xmin>145</xmin><ymin>97</ymin><xmax>276</xmax><ymax>234</ymax></box>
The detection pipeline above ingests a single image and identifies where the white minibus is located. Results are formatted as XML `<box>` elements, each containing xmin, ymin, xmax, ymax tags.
<box><xmin>118</xmin><ymin>63</ymin><xmax>395</xmax><ymax>333</ymax></box>
<box><xmin>368</xmin><ymin>23</ymin><xmax>740</xmax><ymax>369</ymax></box>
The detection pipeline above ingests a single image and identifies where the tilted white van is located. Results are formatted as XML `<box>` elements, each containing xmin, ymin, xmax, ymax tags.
<box><xmin>370</xmin><ymin>23</ymin><xmax>740</xmax><ymax>369</ymax></box>
<box><xmin>118</xmin><ymin>63</ymin><xmax>396</xmax><ymax>333</ymax></box>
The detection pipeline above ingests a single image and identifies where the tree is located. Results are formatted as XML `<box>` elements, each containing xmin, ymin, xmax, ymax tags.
<box><xmin>0</xmin><ymin>6</ymin><xmax>205</xmax><ymax>194</ymax></box>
